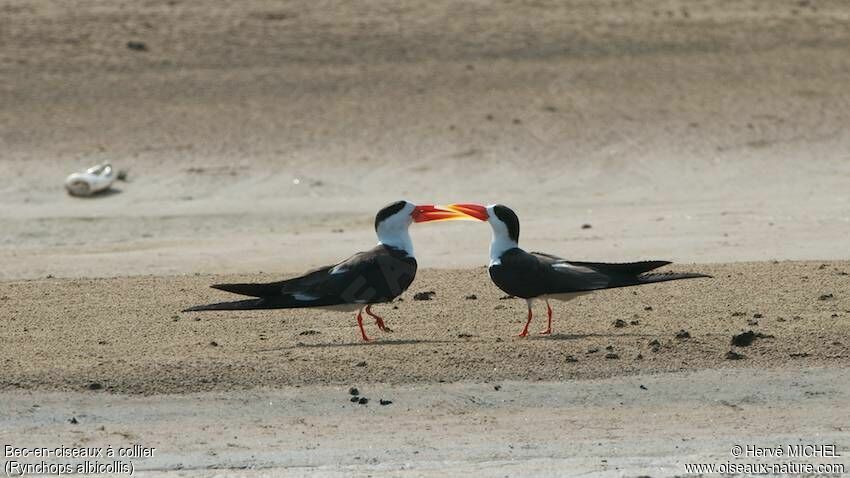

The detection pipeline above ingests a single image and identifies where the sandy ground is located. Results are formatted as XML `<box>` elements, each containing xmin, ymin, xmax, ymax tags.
<box><xmin>1</xmin><ymin>262</ymin><xmax>849</xmax><ymax>394</ymax></box>
<box><xmin>2</xmin><ymin>0</ymin><xmax>850</xmax><ymax>475</ymax></box>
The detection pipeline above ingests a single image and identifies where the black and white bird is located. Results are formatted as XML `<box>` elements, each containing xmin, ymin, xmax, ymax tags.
<box><xmin>183</xmin><ymin>200</ymin><xmax>468</xmax><ymax>341</ymax></box>
<box><xmin>446</xmin><ymin>203</ymin><xmax>711</xmax><ymax>336</ymax></box>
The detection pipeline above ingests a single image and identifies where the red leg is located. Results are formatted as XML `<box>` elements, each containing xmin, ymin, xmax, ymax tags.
<box><xmin>539</xmin><ymin>300</ymin><xmax>553</xmax><ymax>335</ymax></box>
<box><xmin>518</xmin><ymin>304</ymin><xmax>533</xmax><ymax>337</ymax></box>
<box><xmin>355</xmin><ymin>308</ymin><xmax>371</xmax><ymax>342</ymax></box>
<box><xmin>365</xmin><ymin>305</ymin><xmax>392</xmax><ymax>332</ymax></box>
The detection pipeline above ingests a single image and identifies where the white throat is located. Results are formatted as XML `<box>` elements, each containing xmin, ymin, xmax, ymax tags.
<box><xmin>377</xmin><ymin>228</ymin><xmax>414</xmax><ymax>257</ymax></box>
<box><xmin>487</xmin><ymin>205</ymin><xmax>518</xmax><ymax>266</ymax></box>
<box><xmin>376</xmin><ymin>203</ymin><xmax>416</xmax><ymax>257</ymax></box>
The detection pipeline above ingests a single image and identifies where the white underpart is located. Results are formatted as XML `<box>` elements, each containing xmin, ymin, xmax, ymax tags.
<box><xmin>546</xmin><ymin>291</ymin><xmax>592</xmax><ymax>302</ymax></box>
<box><xmin>376</xmin><ymin>202</ymin><xmax>416</xmax><ymax>257</ymax></box>
<box><xmin>486</xmin><ymin>205</ymin><xmax>518</xmax><ymax>266</ymax></box>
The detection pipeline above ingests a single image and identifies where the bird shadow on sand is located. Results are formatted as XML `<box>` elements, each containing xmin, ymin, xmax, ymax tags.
<box><xmin>258</xmin><ymin>338</ymin><xmax>454</xmax><ymax>351</ymax></box>
<box><xmin>529</xmin><ymin>332</ymin><xmax>659</xmax><ymax>341</ymax></box>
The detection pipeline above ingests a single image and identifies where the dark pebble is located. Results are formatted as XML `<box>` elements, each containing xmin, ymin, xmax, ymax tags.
<box><xmin>639</xmin><ymin>384</ymin><xmax>648</xmax><ymax>390</ymax></box>
<box><xmin>349</xmin><ymin>387</ymin><xmax>359</xmax><ymax>396</ymax></box>
<box><xmin>494</xmin><ymin>385</ymin><xmax>501</xmax><ymax>391</ymax></box>
<box><xmin>565</xmin><ymin>355</ymin><xmax>578</xmax><ymax>363</ymax></box>
<box><xmin>613</xmin><ymin>319</ymin><xmax>627</xmax><ymax>328</ymax></box>
<box><xmin>465</xmin><ymin>294</ymin><xmax>478</xmax><ymax>300</ymax></box>
<box><xmin>358</xmin><ymin>397</ymin><xmax>369</xmax><ymax>405</ymax></box>
<box><xmin>87</xmin><ymin>382</ymin><xmax>103</xmax><ymax>391</ymax></box>
<box><xmin>209</xmin><ymin>341</ymin><xmax>218</xmax><ymax>347</ymax></box>
<box><xmin>731</xmin><ymin>331</ymin><xmax>759</xmax><ymax>346</ymax></box>
<box><xmin>350</xmin><ymin>396</ymin><xmax>360</xmax><ymax>403</ymax></box>
<box><xmin>605</xmin><ymin>353</ymin><xmax>619</xmax><ymax>359</ymax></box>
<box><xmin>581</xmin><ymin>224</ymin><xmax>592</xmax><ymax>229</ymax></box>
<box><xmin>299</xmin><ymin>330</ymin><xmax>321</xmax><ymax>336</ymax></box>
<box><xmin>725</xmin><ymin>350</ymin><xmax>746</xmax><ymax>360</ymax></box>
<box><xmin>644</xmin><ymin>306</ymin><xmax>653</xmax><ymax>311</ymax></box>
<box><xmin>126</xmin><ymin>41</ymin><xmax>148</xmax><ymax>51</ymax></box>
<box><xmin>413</xmin><ymin>291</ymin><xmax>436</xmax><ymax>301</ymax></box>
<box><xmin>69</xmin><ymin>417</ymin><xmax>79</xmax><ymax>424</ymax></box>
<box><xmin>586</xmin><ymin>348</ymin><xmax>599</xmax><ymax>354</ymax></box>
<box><xmin>457</xmin><ymin>333</ymin><xmax>474</xmax><ymax>338</ymax></box>
<box><xmin>379</xmin><ymin>399</ymin><xmax>393</xmax><ymax>406</ymax></box>
<box><xmin>499</xmin><ymin>295</ymin><xmax>515</xmax><ymax>300</ymax></box>
<box><xmin>675</xmin><ymin>330</ymin><xmax>691</xmax><ymax>339</ymax></box>
<box><xmin>753</xmin><ymin>313</ymin><xmax>763</xmax><ymax>318</ymax></box>
<box><xmin>355</xmin><ymin>361</ymin><xmax>367</xmax><ymax>367</ymax></box>
<box><xmin>819</xmin><ymin>294</ymin><xmax>834</xmax><ymax>301</ymax></box>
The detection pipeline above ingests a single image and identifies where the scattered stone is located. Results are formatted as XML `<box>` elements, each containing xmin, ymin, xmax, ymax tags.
<box><xmin>126</xmin><ymin>41</ymin><xmax>148</xmax><ymax>51</ymax></box>
<box><xmin>581</xmin><ymin>224</ymin><xmax>592</xmax><ymax>229</ymax></box>
<box><xmin>586</xmin><ymin>348</ymin><xmax>599</xmax><ymax>354</ymax></box>
<box><xmin>354</xmin><ymin>361</ymin><xmax>367</xmax><ymax>367</ymax></box>
<box><xmin>413</xmin><ymin>291</ymin><xmax>436</xmax><ymax>301</ymax></box>
<box><xmin>777</xmin><ymin>317</ymin><xmax>786</xmax><ymax>322</ymax></box>
<box><xmin>87</xmin><ymin>382</ymin><xmax>103</xmax><ymax>391</ymax></box>
<box><xmin>792</xmin><ymin>315</ymin><xmax>803</xmax><ymax>320</ymax></box>
<box><xmin>358</xmin><ymin>397</ymin><xmax>369</xmax><ymax>405</ymax></box>
<box><xmin>493</xmin><ymin>385</ymin><xmax>502</xmax><ymax>391</ymax></box>
<box><xmin>209</xmin><ymin>341</ymin><xmax>218</xmax><ymax>347</ymax></box>
<box><xmin>68</xmin><ymin>417</ymin><xmax>79</xmax><ymax>425</ymax></box>
<box><xmin>630</xmin><ymin>320</ymin><xmax>640</xmax><ymax>326</ymax></box>
<box><xmin>790</xmin><ymin>352</ymin><xmax>810</xmax><ymax>358</ymax></box>
<box><xmin>730</xmin><ymin>330</ymin><xmax>773</xmax><ymax>346</ymax></box>
<box><xmin>457</xmin><ymin>333</ymin><xmax>474</xmax><ymax>338</ymax></box>
<box><xmin>379</xmin><ymin>399</ymin><xmax>393</xmax><ymax>406</ymax></box>
<box><xmin>349</xmin><ymin>387</ymin><xmax>359</xmax><ymax>396</ymax></box>
<box><xmin>731</xmin><ymin>312</ymin><xmax>745</xmax><ymax>317</ymax></box>
<box><xmin>350</xmin><ymin>396</ymin><xmax>360</xmax><ymax>403</ymax></box>
<box><xmin>747</xmin><ymin>318</ymin><xmax>759</xmax><ymax>326</ymax></box>
<box><xmin>831</xmin><ymin>313</ymin><xmax>839</xmax><ymax>318</ymax></box>
<box><xmin>613</xmin><ymin>319</ymin><xmax>627</xmax><ymax>328</ymax></box>
<box><xmin>485</xmin><ymin>114</ymin><xmax>494</xmax><ymax>121</ymax></box>
<box><xmin>819</xmin><ymin>293</ymin><xmax>834</xmax><ymax>301</ymax></box>
<box><xmin>565</xmin><ymin>355</ymin><xmax>578</xmax><ymax>363</ymax></box>
<box><xmin>725</xmin><ymin>350</ymin><xmax>746</xmax><ymax>360</ymax></box>
<box><xmin>644</xmin><ymin>306</ymin><xmax>653</xmax><ymax>311</ymax></box>
<box><xmin>753</xmin><ymin>313</ymin><xmax>763</xmax><ymax>319</ymax></box>
<box><xmin>465</xmin><ymin>294</ymin><xmax>478</xmax><ymax>300</ymax></box>
<box><xmin>635</xmin><ymin>353</ymin><xmax>643</xmax><ymax>360</ymax></box>
<box><xmin>605</xmin><ymin>345</ymin><xmax>614</xmax><ymax>351</ymax></box>
<box><xmin>675</xmin><ymin>330</ymin><xmax>691</xmax><ymax>339</ymax></box>
<box><xmin>605</xmin><ymin>353</ymin><xmax>619</xmax><ymax>359</ymax></box>
<box><xmin>499</xmin><ymin>295</ymin><xmax>515</xmax><ymax>300</ymax></box>
<box><xmin>649</xmin><ymin>339</ymin><xmax>661</xmax><ymax>353</ymax></box>
<box><xmin>639</xmin><ymin>384</ymin><xmax>648</xmax><ymax>390</ymax></box>
<box><xmin>494</xmin><ymin>305</ymin><xmax>506</xmax><ymax>310</ymax></box>
<box><xmin>299</xmin><ymin>330</ymin><xmax>321</xmax><ymax>336</ymax></box>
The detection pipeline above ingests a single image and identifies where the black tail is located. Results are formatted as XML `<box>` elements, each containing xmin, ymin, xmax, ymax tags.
<box><xmin>211</xmin><ymin>282</ymin><xmax>287</xmax><ymax>297</ymax></box>
<box><xmin>182</xmin><ymin>298</ymin><xmax>268</xmax><ymax>312</ymax></box>
<box><xmin>636</xmin><ymin>271</ymin><xmax>712</xmax><ymax>285</ymax></box>
<box><xmin>571</xmin><ymin>260</ymin><xmax>672</xmax><ymax>276</ymax></box>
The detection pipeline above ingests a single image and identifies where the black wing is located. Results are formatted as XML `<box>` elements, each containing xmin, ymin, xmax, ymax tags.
<box><xmin>183</xmin><ymin>245</ymin><xmax>417</xmax><ymax>311</ymax></box>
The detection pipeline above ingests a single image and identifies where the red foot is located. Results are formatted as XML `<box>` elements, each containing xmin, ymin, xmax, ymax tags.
<box><xmin>365</xmin><ymin>305</ymin><xmax>392</xmax><ymax>332</ymax></box>
<box><xmin>355</xmin><ymin>309</ymin><xmax>371</xmax><ymax>342</ymax></box>
<box><xmin>539</xmin><ymin>301</ymin><xmax>553</xmax><ymax>335</ymax></box>
<box><xmin>518</xmin><ymin>307</ymin><xmax>533</xmax><ymax>337</ymax></box>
